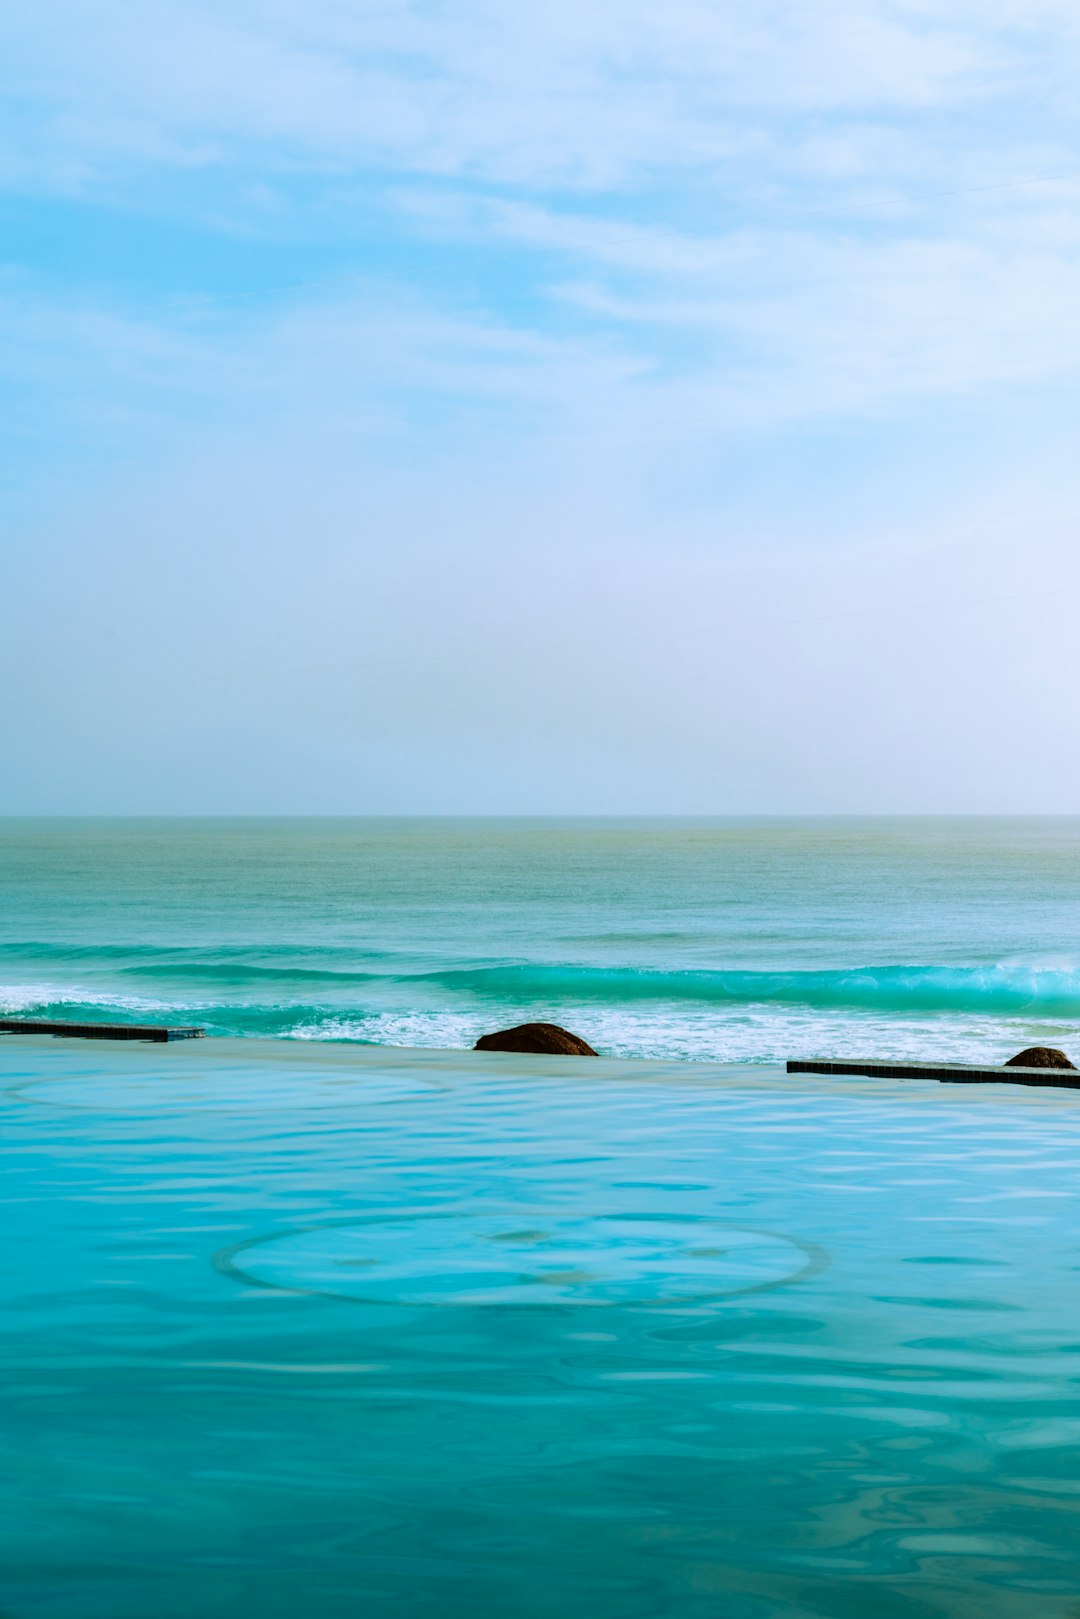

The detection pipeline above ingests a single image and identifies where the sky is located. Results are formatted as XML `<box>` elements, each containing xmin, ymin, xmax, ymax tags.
<box><xmin>2</xmin><ymin>0</ymin><xmax>1080</xmax><ymax>813</ymax></box>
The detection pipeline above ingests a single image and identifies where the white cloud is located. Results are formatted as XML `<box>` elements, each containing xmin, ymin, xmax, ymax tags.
<box><xmin>1</xmin><ymin>0</ymin><xmax>1076</xmax><ymax>191</ymax></box>
<box><xmin>391</xmin><ymin>182</ymin><xmax>1080</xmax><ymax>421</ymax></box>
<box><xmin>6</xmin><ymin>156</ymin><xmax>1080</xmax><ymax>479</ymax></box>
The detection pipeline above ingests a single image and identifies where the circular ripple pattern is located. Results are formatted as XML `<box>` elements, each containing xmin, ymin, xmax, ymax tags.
<box><xmin>216</xmin><ymin>1210</ymin><xmax>827</xmax><ymax>1306</ymax></box>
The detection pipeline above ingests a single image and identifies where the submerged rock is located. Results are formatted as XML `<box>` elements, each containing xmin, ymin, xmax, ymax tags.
<box><xmin>474</xmin><ymin>1022</ymin><xmax>597</xmax><ymax>1056</ymax></box>
<box><xmin>1004</xmin><ymin>1045</ymin><xmax>1077</xmax><ymax>1070</ymax></box>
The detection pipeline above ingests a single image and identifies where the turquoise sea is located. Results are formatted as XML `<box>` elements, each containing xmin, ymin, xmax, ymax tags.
<box><xmin>5</xmin><ymin>818</ymin><xmax>1080</xmax><ymax>1616</ymax></box>
<box><xmin>3</xmin><ymin>817</ymin><xmax>1080</xmax><ymax>1062</ymax></box>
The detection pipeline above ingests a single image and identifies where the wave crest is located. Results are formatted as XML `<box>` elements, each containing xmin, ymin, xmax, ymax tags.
<box><xmin>418</xmin><ymin>963</ymin><xmax>1080</xmax><ymax>1014</ymax></box>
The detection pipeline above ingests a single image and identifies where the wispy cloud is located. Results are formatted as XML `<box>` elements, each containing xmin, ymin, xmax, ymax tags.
<box><xmin>2</xmin><ymin>0</ymin><xmax>1077</xmax><ymax>191</ymax></box>
<box><xmin>392</xmin><ymin>182</ymin><xmax>1080</xmax><ymax>419</ymax></box>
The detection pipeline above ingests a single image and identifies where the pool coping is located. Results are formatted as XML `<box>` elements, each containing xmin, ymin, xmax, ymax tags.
<box><xmin>788</xmin><ymin>1057</ymin><xmax>1080</xmax><ymax>1091</ymax></box>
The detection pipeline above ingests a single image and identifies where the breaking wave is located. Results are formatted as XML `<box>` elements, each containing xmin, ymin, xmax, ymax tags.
<box><xmin>417</xmin><ymin>962</ymin><xmax>1080</xmax><ymax>1015</ymax></box>
<box><xmin>5</xmin><ymin>960</ymin><xmax>1080</xmax><ymax>1020</ymax></box>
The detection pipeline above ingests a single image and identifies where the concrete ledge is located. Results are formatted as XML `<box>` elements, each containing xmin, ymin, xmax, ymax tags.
<box><xmin>0</xmin><ymin>1019</ymin><xmax>205</xmax><ymax>1043</ymax></box>
<box><xmin>788</xmin><ymin>1057</ymin><xmax>1080</xmax><ymax>1091</ymax></box>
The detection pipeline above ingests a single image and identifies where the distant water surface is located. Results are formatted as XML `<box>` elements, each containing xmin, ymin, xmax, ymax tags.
<box><xmin>2</xmin><ymin>816</ymin><xmax>1080</xmax><ymax>1062</ymax></box>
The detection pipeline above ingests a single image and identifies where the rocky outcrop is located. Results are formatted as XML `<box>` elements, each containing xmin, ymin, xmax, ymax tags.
<box><xmin>1004</xmin><ymin>1045</ymin><xmax>1076</xmax><ymax>1070</ymax></box>
<box><xmin>474</xmin><ymin>1022</ymin><xmax>598</xmax><ymax>1056</ymax></box>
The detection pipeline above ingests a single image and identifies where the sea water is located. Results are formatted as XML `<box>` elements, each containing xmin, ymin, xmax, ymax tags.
<box><xmin>4</xmin><ymin>819</ymin><xmax>1080</xmax><ymax>1616</ymax></box>
<box><xmin>3</xmin><ymin>816</ymin><xmax>1080</xmax><ymax>1062</ymax></box>
<box><xmin>5</xmin><ymin>1037</ymin><xmax>1080</xmax><ymax>1617</ymax></box>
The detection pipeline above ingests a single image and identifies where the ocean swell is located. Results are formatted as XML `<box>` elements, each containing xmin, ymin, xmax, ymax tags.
<box><xmin>5</xmin><ymin>960</ymin><xmax>1080</xmax><ymax>1065</ymax></box>
<box><xmin>5</xmin><ymin>959</ymin><xmax>1080</xmax><ymax>1017</ymax></box>
<box><xmin>417</xmin><ymin>962</ymin><xmax>1080</xmax><ymax>1015</ymax></box>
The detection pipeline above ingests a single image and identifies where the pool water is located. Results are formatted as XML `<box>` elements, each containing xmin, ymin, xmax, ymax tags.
<box><xmin>4</xmin><ymin>1035</ymin><xmax>1080</xmax><ymax>1618</ymax></box>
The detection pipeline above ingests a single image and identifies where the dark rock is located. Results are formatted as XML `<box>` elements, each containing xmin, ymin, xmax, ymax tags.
<box><xmin>474</xmin><ymin>1022</ymin><xmax>597</xmax><ymax>1056</ymax></box>
<box><xmin>1004</xmin><ymin>1045</ymin><xmax>1076</xmax><ymax>1070</ymax></box>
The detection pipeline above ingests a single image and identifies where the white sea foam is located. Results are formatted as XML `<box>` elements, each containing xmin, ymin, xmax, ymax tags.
<box><xmin>0</xmin><ymin>982</ymin><xmax>179</xmax><ymax>1016</ymax></box>
<box><xmin>281</xmin><ymin>1003</ymin><xmax>1080</xmax><ymax>1066</ymax></box>
<box><xmin>288</xmin><ymin>1011</ymin><xmax>489</xmax><ymax>1049</ymax></box>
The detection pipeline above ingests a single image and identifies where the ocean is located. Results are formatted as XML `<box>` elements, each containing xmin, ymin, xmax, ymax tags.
<box><xmin>2</xmin><ymin>816</ymin><xmax>1080</xmax><ymax>1063</ymax></box>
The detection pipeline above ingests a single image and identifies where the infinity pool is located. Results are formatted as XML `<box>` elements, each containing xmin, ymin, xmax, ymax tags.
<box><xmin>4</xmin><ymin>1036</ymin><xmax>1080</xmax><ymax>1617</ymax></box>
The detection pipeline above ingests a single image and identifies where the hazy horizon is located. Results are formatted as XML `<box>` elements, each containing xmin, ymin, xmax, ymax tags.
<box><xmin>4</xmin><ymin>2</ymin><xmax>1080</xmax><ymax>815</ymax></box>
<box><xmin>3</xmin><ymin>812</ymin><xmax>1080</xmax><ymax>821</ymax></box>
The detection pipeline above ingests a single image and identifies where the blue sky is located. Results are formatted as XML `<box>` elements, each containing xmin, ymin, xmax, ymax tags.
<box><xmin>3</xmin><ymin>0</ymin><xmax>1080</xmax><ymax>812</ymax></box>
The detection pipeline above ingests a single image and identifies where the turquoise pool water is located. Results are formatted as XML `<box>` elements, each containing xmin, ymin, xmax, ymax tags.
<box><xmin>5</xmin><ymin>1035</ymin><xmax>1080</xmax><ymax>1617</ymax></box>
